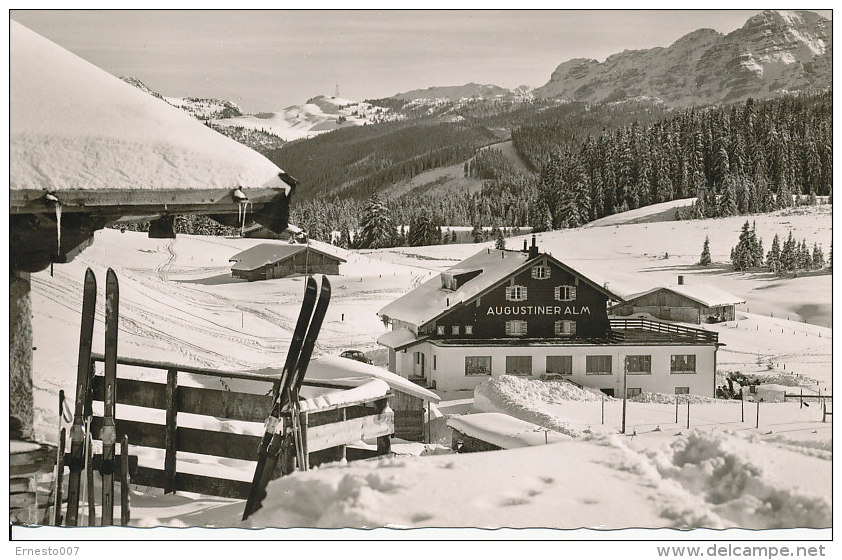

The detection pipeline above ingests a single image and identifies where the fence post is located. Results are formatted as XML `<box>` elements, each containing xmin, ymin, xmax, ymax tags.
<box><xmin>675</xmin><ymin>398</ymin><xmax>679</xmax><ymax>424</ymax></box>
<box><xmin>800</xmin><ymin>388</ymin><xmax>803</xmax><ymax>409</ymax></box>
<box><xmin>741</xmin><ymin>394</ymin><xmax>744</xmax><ymax>422</ymax></box>
<box><xmin>755</xmin><ymin>400</ymin><xmax>761</xmax><ymax>429</ymax></box>
<box><xmin>164</xmin><ymin>369</ymin><xmax>178</xmax><ymax>494</ymax></box>
<box><xmin>601</xmin><ymin>396</ymin><xmax>605</xmax><ymax>425</ymax></box>
<box><xmin>375</xmin><ymin>398</ymin><xmax>392</xmax><ymax>455</ymax></box>
<box><xmin>120</xmin><ymin>434</ymin><xmax>130</xmax><ymax>526</ymax></box>
<box><xmin>686</xmin><ymin>400</ymin><xmax>690</xmax><ymax>429</ymax></box>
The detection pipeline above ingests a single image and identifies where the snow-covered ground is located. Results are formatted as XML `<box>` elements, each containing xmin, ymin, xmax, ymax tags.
<box><xmin>211</xmin><ymin>95</ymin><xmax>401</xmax><ymax>141</ymax></box>
<box><xmin>27</xmin><ymin>203</ymin><xmax>832</xmax><ymax>533</ymax></box>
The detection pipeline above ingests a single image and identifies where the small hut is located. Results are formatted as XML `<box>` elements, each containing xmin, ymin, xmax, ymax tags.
<box><xmin>229</xmin><ymin>243</ymin><xmax>346</xmax><ymax>281</ymax></box>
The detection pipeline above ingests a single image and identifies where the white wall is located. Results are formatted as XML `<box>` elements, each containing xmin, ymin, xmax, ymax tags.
<box><xmin>395</xmin><ymin>342</ymin><xmax>716</xmax><ymax>395</ymax></box>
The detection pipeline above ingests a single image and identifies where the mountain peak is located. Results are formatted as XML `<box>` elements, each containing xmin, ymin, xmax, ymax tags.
<box><xmin>535</xmin><ymin>10</ymin><xmax>831</xmax><ymax>107</ymax></box>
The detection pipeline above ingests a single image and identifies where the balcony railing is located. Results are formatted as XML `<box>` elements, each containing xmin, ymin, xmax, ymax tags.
<box><xmin>609</xmin><ymin>318</ymin><xmax>719</xmax><ymax>344</ymax></box>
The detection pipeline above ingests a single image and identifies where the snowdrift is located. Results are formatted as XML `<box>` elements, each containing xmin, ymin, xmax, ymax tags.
<box><xmin>447</xmin><ymin>412</ymin><xmax>571</xmax><ymax>449</ymax></box>
<box><xmin>473</xmin><ymin>375</ymin><xmax>604</xmax><ymax>437</ymax></box>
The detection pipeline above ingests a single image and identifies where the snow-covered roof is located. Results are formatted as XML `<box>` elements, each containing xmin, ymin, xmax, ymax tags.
<box><xmin>378</xmin><ymin>248</ymin><xmax>530</xmax><ymax>327</ymax></box>
<box><xmin>230</xmin><ymin>242</ymin><xmax>346</xmax><ymax>272</ymax></box>
<box><xmin>624</xmin><ymin>283</ymin><xmax>745</xmax><ymax>308</ymax></box>
<box><xmin>9</xmin><ymin>21</ymin><xmax>290</xmax><ymax>195</ymax></box>
<box><xmin>305</xmin><ymin>356</ymin><xmax>439</xmax><ymax>403</ymax></box>
<box><xmin>378</xmin><ymin>247</ymin><xmax>623</xmax><ymax>328</ymax></box>
<box><xmin>298</xmin><ymin>379</ymin><xmax>390</xmax><ymax>413</ymax></box>
<box><xmin>447</xmin><ymin>413</ymin><xmax>570</xmax><ymax>449</ymax></box>
<box><xmin>376</xmin><ymin>328</ymin><xmax>421</xmax><ymax>350</ymax></box>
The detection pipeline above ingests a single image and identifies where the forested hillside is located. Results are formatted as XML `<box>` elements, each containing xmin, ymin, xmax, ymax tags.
<box><xmin>518</xmin><ymin>92</ymin><xmax>831</xmax><ymax>229</ymax></box>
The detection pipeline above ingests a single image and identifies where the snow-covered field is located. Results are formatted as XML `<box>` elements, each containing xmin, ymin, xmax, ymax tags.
<box><xmin>211</xmin><ymin>95</ymin><xmax>400</xmax><ymax>141</ymax></box>
<box><xmin>26</xmin><ymin>204</ymin><xmax>832</xmax><ymax>533</ymax></box>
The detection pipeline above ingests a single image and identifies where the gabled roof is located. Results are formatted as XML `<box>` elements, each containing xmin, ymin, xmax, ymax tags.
<box><xmin>376</xmin><ymin>328</ymin><xmax>423</xmax><ymax>350</ymax></box>
<box><xmin>230</xmin><ymin>242</ymin><xmax>346</xmax><ymax>272</ymax></box>
<box><xmin>378</xmin><ymin>247</ymin><xmax>624</xmax><ymax>329</ymax></box>
<box><xmin>10</xmin><ymin>21</ymin><xmax>290</xmax><ymax>196</ymax></box>
<box><xmin>622</xmin><ymin>284</ymin><xmax>745</xmax><ymax>308</ymax></box>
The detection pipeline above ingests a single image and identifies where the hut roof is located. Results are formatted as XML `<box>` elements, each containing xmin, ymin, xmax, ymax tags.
<box><xmin>229</xmin><ymin>242</ymin><xmax>347</xmax><ymax>272</ymax></box>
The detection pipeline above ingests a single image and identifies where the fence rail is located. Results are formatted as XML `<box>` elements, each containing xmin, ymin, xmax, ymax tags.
<box><xmin>86</xmin><ymin>354</ymin><xmax>393</xmax><ymax>499</ymax></box>
<box><xmin>609</xmin><ymin>318</ymin><xmax>719</xmax><ymax>344</ymax></box>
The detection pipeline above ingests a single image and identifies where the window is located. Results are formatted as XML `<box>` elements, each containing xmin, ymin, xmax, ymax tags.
<box><xmin>625</xmin><ymin>355</ymin><xmax>652</xmax><ymax>374</ymax></box>
<box><xmin>671</xmin><ymin>355</ymin><xmax>697</xmax><ymax>374</ymax></box>
<box><xmin>586</xmin><ymin>355</ymin><xmax>612</xmax><ymax>375</ymax></box>
<box><xmin>436</xmin><ymin>326</ymin><xmax>445</xmax><ymax>336</ymax></box>
<box><xmin>505</xmin><ymin>285</ymin><xmax>527</xmax><ymax>302</ymax></box>
<box><xmin>464</xmin><ymin>325</ymin><xmax>473</xmax><ymax>335</ymax></box>
<box><xmin>465</xmin><ymin>356</ymin><xmax>491</xmax><ymax>376</ymax></box>
<box><xmin>505</xmin><ymin>320</ymin><xmax>528</xmax><ymax>336</ymax></box>
<box><xmin>554</xmin><ymin>320</ymin><xmax>576</xmax><ymax>336</ymax></box>
<box><xmin>554</xmin><ymin>285</ymin><xmax>576</xmax><ymax>301</ymax></box>
<box><xmin>675</xmin><ymin>387</ymin><xmax>690</xmax><ymax>395</ymax></box>
<box><xmin>452</xmin><ymin>325</ymin><xmax>460</xmax><ymax>335</ymax></box>
<box><xmin>626</xmin><ymin>388</ymin><xmax>642</xmax><ymax>398</ymax></box>
<box><xmin>546</xmin><ymin>355</ymin><xmax>573</xmax><ymax>375</ymax></box>
<box><xmin>532</xmin><ymin>265</ymin><xmax>551</xmax><ymax>279</ymax></box>
<box><xmin>506</xmin><ymin>356</ymin><xmax>532</xmax><ymax>376</ymax></box>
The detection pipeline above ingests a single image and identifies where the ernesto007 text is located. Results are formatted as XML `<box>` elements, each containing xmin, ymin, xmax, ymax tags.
<box><xmin>15</xmin><ymin>547</ymin><xmax>80</xmax><ymax>556</ymax></box>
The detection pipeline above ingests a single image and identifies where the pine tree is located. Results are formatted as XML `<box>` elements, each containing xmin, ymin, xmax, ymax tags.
<box><xmin>338</xmin><ymin>225</ymin><xmax>352</xmax><ymax>249</ymax></box>
<box><xmin>780</xmin><ymin>231</ymin><xmax>797</xmax><ymax>272</ymax></box>
<box><xmin>798</xmin><ymin>239</ymin><xmax>811</xmax><ymax>270</ymax></box>
<box><xmin>407</xmin><ymin>209</ymin><xmax>440</xmax><ymax>247</ymax></box>
<box><xmin>494</xmin><ymin>227</ymin><xmax>506</xmax><ymax>250</ymax></box>
<box><xmin>766</xmin><ymin>233</ymin><xmax>781</xmax><ymax>274</ymax></box>
<box><xmin>471</xmin><ymin>224</ymin><xmax>483</xmax><ymax>243</ymax></box>
<box><xmin>732</xmin><ymin>221</ymin><xmax>755</xmax><ymax>271</ymax></box>
<box><xmin>356</xmin><ymin>194</ymin><xmax>395</xmax><ymax>249</ymax></box>
<box><xmin>811</xmin><ymin>243</ymin><xmax>825</xmax><ymax>270</ymax></box>
<box><xmin>719</xmin><ymin>178</ymin><xmax>738</xmax><ymax>217</ymax></box>
<box><xmin>699</xmin><ymin>236</ymin><xmax>712</xmax><ymax>266</ymax></box>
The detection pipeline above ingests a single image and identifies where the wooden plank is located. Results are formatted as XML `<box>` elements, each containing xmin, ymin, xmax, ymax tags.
<box><xmin>176</xmin><ymin>427</ymin><xmax>262</xmax><ymax>461</ymax></box>
<box><xmin>91</xmin><ymin>375</ymin><xmax>167</xmax><ymax>410</ymax></box>
<box><xmin>306</xmin><ymin>412</ymin><xmax>394</xmax><ymax>453</ymax></box>
<box><xmin>90</xmin><ymin>352</ymin><xmax>280</xmax><ymax>385</ymax></box>
<box><xmin>91</xmin><ymin>417</ymin><xmax>165</xmax><ymax>450</ymax></box>
<box><xmin>300</xmin><ymin>394</ymin><xmax>392</xmax><ymax>415</ymax></box>
<box><xmin>67</xmin><ymin>454</ymin><xmax>139</xmax><ymax>475</ymax></box>
<box><xmin>177</xmin><ymin>385</ymin><xmax>271</xmax><ymax>423</ymax></box>
<box><xmin>164</xmin><ymin>369</ymin><xmax>177</xmax><ymax>494</ymax></box>
<box><xmin>130</xmin><ymin>466</ymin><xmax>252</xmax><ymax>500</ymax></box>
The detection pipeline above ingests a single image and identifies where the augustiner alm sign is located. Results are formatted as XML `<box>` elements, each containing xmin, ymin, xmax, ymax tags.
<box><xmin>486</xmin><ymin>305</ymin><xmax>591</xmax><ymax>316</ymax></box>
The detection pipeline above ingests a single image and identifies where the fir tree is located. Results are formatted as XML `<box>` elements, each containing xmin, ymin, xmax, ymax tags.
<box><xmin>766</xmin><ymin>234</ymin><xmax>781</xmax><ymax>274</ymax></box>
<box><xmin>356</xmin><ymin>194</ymin><xmax>395</xmax><ymax>249</ymax></box>
<box><xmin>699</xmin><ymin>236</ymin><xmax>712</xmax><ymax>266</ymax></box>
<box><xmin>494</xmin><ymin>227</ymin><xmax>506</xmax><ymax>250</ymax></box>
<box><xmin>780</xmin><ymin>231</ymin><xmax>797</xmax><ymax>272</ymax></box>
<box><xmin>471</xmin><ymin>224</ymin><xmax>483</xmax><ymax>243</ymax></box>
<box><xmin>811</xmin><ymin>243</ymin><xmax>825</xmax><ymax>270</ymax></box>
<box><xmin>407</xmin><ymin>209</ymin><xmax>440</xmax><ymax>247</ymax></box>
<box><xmin>719</xmin><ymin>178</ymin><xmax>738</xmax><ymax>217</ymax></box>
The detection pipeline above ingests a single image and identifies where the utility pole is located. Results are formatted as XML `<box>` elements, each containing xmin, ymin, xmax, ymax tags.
<box><xmin>621</xmin><ymin>356</ymin><xmax>628</xmax><ymax>434</ymax></box>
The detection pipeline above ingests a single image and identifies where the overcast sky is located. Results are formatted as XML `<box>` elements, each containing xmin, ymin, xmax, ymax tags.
<box><xmin>11</xmin><ymin>10</ymin><xmax>832</xmax><ymax>113</ymax></box>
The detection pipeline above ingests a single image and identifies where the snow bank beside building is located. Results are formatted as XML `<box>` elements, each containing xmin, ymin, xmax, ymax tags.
<box><xmin>473</xmin><ymin>375</ymin><xmax>604</xmax><ymax>437</ymax></box>
<box><xmin>447</xmin><ymin>412</ymin><xmax>571</xmax><ymax>449</ymax></box>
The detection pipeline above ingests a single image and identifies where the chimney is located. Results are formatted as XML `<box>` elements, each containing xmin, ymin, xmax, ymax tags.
<box><xmin>529</xmin><ymin>235</ymin><xmax>539</xmax><ymax>259</ymax></box>
<box><xmin>523</xmin><ymin>239</ymin><xmax>528</xmax><ymax>252</ymax></box>
<box><xmin>678</xmin><ymin>275</ymin><xmax>684</xmax><ymax>285</ymax></box>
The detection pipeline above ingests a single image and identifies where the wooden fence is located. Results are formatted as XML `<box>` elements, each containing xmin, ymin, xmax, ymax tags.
<box><xmin>86</xmin><ymin>353</ymin><xmax>393</xmax><ymax>499</ymax></box>
<box><xmin>609</xmin><ymin>318</ymin><xmax>719</xmax><ymax>344</ymax></box>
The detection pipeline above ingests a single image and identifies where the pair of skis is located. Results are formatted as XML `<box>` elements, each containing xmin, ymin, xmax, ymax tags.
<box><xmin>62</xmin><ymin>267</ymin><xmax>119</xmax><ymax>526</ymax></box>
<box><xmin>242</xmin><ymin>275</ymin><xmax>331</xmax><ymax>520</ymax></box>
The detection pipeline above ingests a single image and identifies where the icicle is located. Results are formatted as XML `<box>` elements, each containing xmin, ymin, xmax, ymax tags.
<box><xmin>238</xmin><ymin>200</ymin><xmax>252</xmax><ymax>237</ymax></box>
<box><xmin>45</xmin><ymin>193</ymin><xmax>61</xmax><ymax>255</ymax></box>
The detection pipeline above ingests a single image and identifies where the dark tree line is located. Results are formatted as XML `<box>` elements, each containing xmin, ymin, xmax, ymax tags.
<box><xmin>521</xmin><ymin>94</ymin><xmax>831</xmax><ymax>229</ymax></box>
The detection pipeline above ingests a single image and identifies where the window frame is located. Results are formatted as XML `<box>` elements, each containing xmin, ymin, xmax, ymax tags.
<box><xmin>670</xmin><ymin>354</ymin><xmax>697</xmax><ymax>374</ymax></box>
<box><xmin>464</xmin><ymin>325</ymin><xmax>473</xmax><ymax>335</ymax></box>
<box><xmin>531</xmin><ymin>265</ymin><xmax>551</xmax><ymax>280</ymax></box>
<box><xmin>505</xmin><ymin>320</ymin><xmax>528</xmax><ymax>336</ymax></box>
<box><xmin>554</xmin><ymin>320</ymin><xmax>577</xmax><ymax>337</ymax></box>
<box><xmin>465</xmin><ymin>356</ymin><xmax>492</xmax><ymax>376</ymax></box>
<box><xmin>436</xmin><ymin>325</ymin><xmax>445</xmax><ymax>336</ymax></box>
<box><xmin>626</xmin><ymin>388</ymin><xmax>642</xmax><ymax>398</ymax></box>
<box><xmin>505</xmin><ymin>284</ymin><xmax>528</xmax><ymax>302</ymax></box>
<box><xmin>586</xmin><ymin>355</ymin><xmax>613</xmax><ymax>375</ymax></box>
<box><xmin>625</xmin><ymin>354</ymin><xmax>652</xmax><ymax>375</ymax></box>
<box><xmin>505</xmin><ymin>355</ymin><xmax>533</xmax><ymax>376</ymax></box>
<box><xmin>546</xmin><ymin>355</ymin><xmax>573</xmax><ymax>375</ymax></box>
<box><xmin>674</xmin><ymin>387</ymin><xmax>690</xmax><ymax>395</ymax></box>
<box><xmin>554</xmin><ymin>285</ymin><xmax>576</xmax><ymax>301</ymax></box>
<box><xmin>452</xmin><ymin>325</ymin><xmax>460</xmax><ymax>335</ymax></box>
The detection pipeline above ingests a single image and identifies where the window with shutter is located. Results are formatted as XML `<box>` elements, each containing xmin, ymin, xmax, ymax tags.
<box><xmin>532</xmin><ymin>265</ymin><xmax>550</xmax><ymax>279</ymax></box>
<box><xmin>555</xmin><ymin>285</ymin><xmax>576</xmax><ymax>301</ymax></box>
<box><xmin>506</xmin><ymin>285</ymin><xmax>527</xmax><ymax>302</ymax></box>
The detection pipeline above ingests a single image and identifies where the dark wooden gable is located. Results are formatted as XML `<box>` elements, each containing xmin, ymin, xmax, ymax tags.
<box><xmin>425</xmin><ymin>254</ymin><xmax>612</xmax><ymax>339</ymax></box>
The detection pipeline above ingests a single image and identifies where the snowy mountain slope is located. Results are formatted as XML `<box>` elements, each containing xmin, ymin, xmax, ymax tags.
<box><xmin>535</xmin><ymin>10</ymin><xmax>831</xmax><ymax>106</ymax></box>
<box><xmin>212</xmin><ymin>95</ymin><xmax>401</xmax><ymax>141</ymax></box>
<box><xmin>121</xmin><ymin>77</ymin><xmax>243</xmax><ymax>120</ymax></box>
<box><xmin>392</xmin><ymin>82</ymin><xmax>519</xmax><ymax>101</ymax></box>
